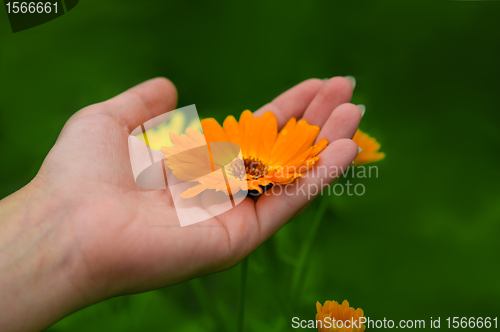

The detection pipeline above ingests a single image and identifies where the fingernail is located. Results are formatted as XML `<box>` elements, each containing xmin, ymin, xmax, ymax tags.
<box><xmin>357</xmin><ymin>104</ymin><xmax>365</xmax><ymax>117</ymax></box>
<box><xmin>358</xmin><ymin>147</ymin><xmax>363</xmax><ymax>154</ymax></box>
<box><xmin>344</xmin><ymin>76</ymin><xmax>356</xmax><ymax>89</ymax></box>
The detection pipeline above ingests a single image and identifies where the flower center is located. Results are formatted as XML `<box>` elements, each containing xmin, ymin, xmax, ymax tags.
<box><xmin>244</xmin><ymin>157</ymin><xmax>269</xmax><ymax>180</ymax></box>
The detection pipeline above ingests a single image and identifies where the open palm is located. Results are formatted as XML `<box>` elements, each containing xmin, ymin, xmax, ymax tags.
<box><xmin>34</xmin><ymin>77</ymin><xmax>361</xmax><ymax>300</ymax></box>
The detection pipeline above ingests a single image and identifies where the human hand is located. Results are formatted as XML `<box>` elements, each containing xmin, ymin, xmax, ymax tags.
<box><xmin>0</xmin><ymin>77</ymin><xmax>361</xmax><ymax>331</ymax></box>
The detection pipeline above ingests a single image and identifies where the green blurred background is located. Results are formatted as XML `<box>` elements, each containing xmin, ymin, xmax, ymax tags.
<box><xmin>1</xmin><ymin>1</ymin><xmax>500</xmax><ymax>331</ymax></box>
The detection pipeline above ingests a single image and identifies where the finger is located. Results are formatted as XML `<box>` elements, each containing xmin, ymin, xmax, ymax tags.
<box><xmin>72</xmin><ymin>77</ymin><xmax>178</xmax><ymax>133</ymax></box>
<box><xmin>316</xmin><ymin>103</ymin><xmax>362</xmax><ymax>143</ymax></box>
<box><xmin>255</xmin><ymin>138</ymin><xmax>358</xmax><ymax>237</ymax></box>
<box><xmin>301</xmin><ymin>76</ymin><xmax>354</xmax><ymax>127</ymax></box>
<box><xmin>254</xmin><ymin>79</ymin><xmax>324</xmax><ymax>128</ymax></box>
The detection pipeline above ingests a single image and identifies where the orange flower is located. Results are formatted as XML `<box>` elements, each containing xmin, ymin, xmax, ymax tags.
<box><xmin>316</xmin><ymin>300</ymin><xmax>366</xmax><ymax>332</ymax></box>
<box><xmin>202</xmin><ymin>110</ymin><xmax>327</xmax><ymax>194</ymax></box>
<box><xmin>162</xmin><ymin>110</ymin><xmax>328</xmax><ymax>198</ymax></box>
<box><xmin>352</xmin><ymin>129</ymin><xmax>385</xmax><ymax>166</ymax></box>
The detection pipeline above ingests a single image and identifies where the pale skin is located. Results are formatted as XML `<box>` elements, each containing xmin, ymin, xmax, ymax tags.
<box><xmin>0</xmin><ymin>77</ymin><xmax>362</xmax><ymax>331</ymax></box>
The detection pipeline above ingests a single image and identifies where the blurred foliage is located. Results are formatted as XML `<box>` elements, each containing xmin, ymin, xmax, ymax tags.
<box><xmin>1</xmin><ymin>1</ymin><xmax>500</xmax><ymax>331</ymax></box>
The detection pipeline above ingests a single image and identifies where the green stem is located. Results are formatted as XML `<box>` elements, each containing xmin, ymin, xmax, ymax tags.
<box><xmin>237</xmin><ymin>256</ymin><xmax>249</xmax><ymax>332</ymax></box>
<box><xmin>190</xmin><ymin>278</ymin><xmax>216</xmax><ymax>317</ymax></box>
<box><xmin>291</xmin><ymin>198</ymin><xmax>328</xmax><ymax>297</ymax></box>
<box><xmin>60</xmin><ymin>0</ymin><xmax>68</xmax><ymax>13</ymax></box>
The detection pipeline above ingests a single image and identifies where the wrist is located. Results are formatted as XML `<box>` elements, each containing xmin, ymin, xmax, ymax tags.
<box><xmin>0</xmin><ymin>183</ymin><xmax>99</xmax><ymax>331</ymax></box>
